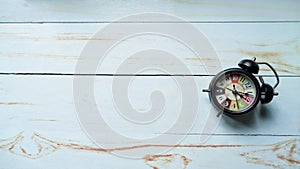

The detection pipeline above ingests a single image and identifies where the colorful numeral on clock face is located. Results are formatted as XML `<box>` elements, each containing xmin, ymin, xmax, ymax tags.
<box><xmin>214</xmin><ymin>73</ymin><xmax>257</xmax><ymax>112</ymax></box>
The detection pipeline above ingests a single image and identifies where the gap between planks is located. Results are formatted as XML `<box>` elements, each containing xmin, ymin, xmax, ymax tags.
<box><xmin>0</xmin><ymin>72</ymin><xmax>299</xmax><ymax>77</ymax></box>
<box><xmin>159</xmin><ymin>133</ymin><xmax>300</xmax><ymax>137</ymax></box>
<box><xmin>1</xmin><ymin>21</ymin><xmax>300</xmax><ymax>24</ymax></box>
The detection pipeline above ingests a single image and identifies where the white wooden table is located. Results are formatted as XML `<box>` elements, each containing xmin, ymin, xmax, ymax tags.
<box><xmin>0</xmin><ymin>0</ymin><xmax>300</xmax><ymax>168</ymax></box>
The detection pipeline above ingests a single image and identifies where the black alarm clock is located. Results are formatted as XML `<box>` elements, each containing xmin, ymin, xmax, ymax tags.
<box><xmin>203</xmin><ymin>57</ymin><xmax>279</xmax><ymax>116</ymax></box>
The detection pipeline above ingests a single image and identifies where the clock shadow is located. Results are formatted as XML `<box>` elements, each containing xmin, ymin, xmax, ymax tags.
<box><xmin>221</xmin><ymin>104</ymin><xmax>274</xmax><ymax>129</ymax></box>
<box><xmin>222</xmin><ymin>110</ymin><xmax>257</xmax><ymax>128</ymax></box>
<box><xmin>258</xmin><ymin>105</ymin><xmax>274</xmax><ymax>120</ymax></box>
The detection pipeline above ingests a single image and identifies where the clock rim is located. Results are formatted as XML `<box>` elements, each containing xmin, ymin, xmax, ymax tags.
<box><xmin>209</xmin><ymin>68</ymin><xmax>261</xmax><ymax>115</ymax></box>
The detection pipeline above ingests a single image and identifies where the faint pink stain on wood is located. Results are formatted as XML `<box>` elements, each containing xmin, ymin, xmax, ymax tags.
<box><xmin>240</xmin><ymin>139</ymin><xmax>300</xmax><ymax>169</ymax></box>
<box><xmin>0</xmin><ymin>102</ymin><xmax>32</xmax><ymax>105</ymax></box>
<box><xmin>144</xmin><ymin>154</ymin><xmax>191</xmax><ymax>169</ymax></box>
<box><xmin>0</xmin><ymin>132</ymin><xmax>299</xmax><ymax>169</ymax></box>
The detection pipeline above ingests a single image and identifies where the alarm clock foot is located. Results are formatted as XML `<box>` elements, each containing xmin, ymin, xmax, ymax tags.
<box><xmin>202</xmin><ymin>89</ymin><xmax>211</xmax><ymax>92</ymax></box>
<box><xmin>217</xmin><ymin>111</ymin><xmax>223</xmax><ymax>117</ymax></box>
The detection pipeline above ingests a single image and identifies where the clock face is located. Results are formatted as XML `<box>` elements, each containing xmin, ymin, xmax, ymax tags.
<box><xmin>210</xmin><ymin>69</ymin><xmax>260</xmax><ymax>114</ymax></box>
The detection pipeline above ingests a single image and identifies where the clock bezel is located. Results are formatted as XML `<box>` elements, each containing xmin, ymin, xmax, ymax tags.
<box><xmin>209</xmin><ymin>68</ymin><xmax>261</xmax><ymax>115</ymax></box>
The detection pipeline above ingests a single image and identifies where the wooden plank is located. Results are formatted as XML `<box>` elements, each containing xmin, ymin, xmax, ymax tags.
<box><xmin>0</xmin><ymin>76</ymin><xmax>299</xmax><ymax>138</ymax></box>
<box><xmin>0</xmin><ymin>134</ymin><xmax>299</xmax><ymax>169</ymax></box>
<box><xmin>0</xmin><ymin>23</ymin><xmax>299</xmax><ymax>75</ymax></box>
<box><xmin>0</xmin><ymin>0</ymin><xmax>300</xmax><ymax>22</ymax></box>
<box><xmin>0</xmin><ymin>76</ymin><xmax>299</xmax><ymax>168</ymax></box>
<box><xmin>1</xmin><ymin>1</ymin><xmax>299</xmax><ymax>168</ymax></box>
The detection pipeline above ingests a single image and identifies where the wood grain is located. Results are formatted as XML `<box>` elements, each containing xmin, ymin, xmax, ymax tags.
<box><xmin>0</xmin><ymin>23</ymin><xmax>299</xmax><ymax>75</ymax></box>
<box><xmin>1</xmin><ymin>1</ymin><xmax>300</xmax><ymax>168</ymax></box>
<box><xmin>0</xmin><ymin>0</ymin><xmax>300</xmax><ymax>22</ymax></box>
<box><xmin>0</xmin><ymin>131</ymin><xmax>299</xmax><ymax>168</ymax></box>
<box><xmin>0</xmin><ymin>76</ymin><xmax>299</xmax><ymax>138</ymax></box>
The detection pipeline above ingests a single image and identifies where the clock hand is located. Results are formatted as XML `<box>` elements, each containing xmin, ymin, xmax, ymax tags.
<box><xmin>233</xmin><ymin>84</ymin><xmax>253</xmax><ymax>96</ymax></box>
<box><xmin>235</xmin><ymin>91</ymin><xmax>255</xmax><ymax>102</ymax></box>
<box><xmin>226</xmin><ymin>85</ymin><xmax>243</xmax><ymax>95</ymax></box>
<box><xmin>234</xmin><ymin>93</ymin><xmax>239</xmax><ymax>109</ymax></box>
<box><xmin>233</xmin><ymin>84</ymin><xmax>240</xmax><ymax>109</ymax></box>
<box><xmin>233</xmin><ymin>84</ymin><xmax>237</xmax><ymax>91</ymax></box>
<box><xmin>224</xmin><ymin>87</ymin><xmax>254</xmax><ymax>97</ymax></box>
<box><xmin>224</xmin><ymin>87</ymin><xmax>234</xmax><ymax>92</ymax></box>
<box><xmin>238</xmin><ymin>91</ymin><xmax>254</xmax><ymax>97</ymax></box>
<box><xmin>225</xmin><ymin>87</ymin><xmax>242</xmax><ymax>97</ymax></box>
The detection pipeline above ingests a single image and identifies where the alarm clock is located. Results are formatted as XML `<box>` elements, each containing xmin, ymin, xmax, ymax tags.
<box><xmin>203</xmin><ymin>57</ymin><xmax>279</xmax><ymax>116</ymax></box>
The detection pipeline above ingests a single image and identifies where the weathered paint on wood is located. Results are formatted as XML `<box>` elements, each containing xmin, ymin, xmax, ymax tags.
<box><xmin>1</xmin><ymin>0</ymin><xmax>300</xmax><ymax>22</ymax></box>
<box><xmin>0</xmin><ymin>76</ymin><xmax>299</xmax><ymax>137</ymax></box>
<box><xmin>0</xmin><ymin>71</ymin><xmax>299</xmax><ymax>169</ymax></box>
<box><xmin>1</xmin><ymin>1</ymin><xmax>300</xmax><ymax>168</ymax></box>
<box><xmin>0</xmin><ymin>23</ymin><xmax>299</xmax><ymax>75</ymax></box>
<box><xmin>0</xmin><ymin>132</ymin><xmax>299</xmax><ymax>169</ymax></box>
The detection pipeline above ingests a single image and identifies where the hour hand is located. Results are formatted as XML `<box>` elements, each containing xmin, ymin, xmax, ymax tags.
<box><xmin>234</xmin><ymin>93</ymin><xmax>239</xmax><ymax>109</ymax></box>
<box><xmin>238</xmin><ymin>91</ymin><xmax>254</xmax><ymax>97</ymax></box>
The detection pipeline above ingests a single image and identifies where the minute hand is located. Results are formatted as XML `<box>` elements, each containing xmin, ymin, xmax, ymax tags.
<box><xmin>224</xmin><ymin>87</ymin><xmax>253</xmax><ymax>97</ymax></box>
<box><xmin>232</xmin><ymin>85</ymin><xmax>240</xmax><ymax>109</ymax></box>
<box><xmin>224</xmin><ymin>87</ymin><xmax>235</xmax><ymax>92</ymax></box>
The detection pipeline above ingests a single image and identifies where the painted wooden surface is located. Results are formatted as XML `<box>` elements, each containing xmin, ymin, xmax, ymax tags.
<box><xmin>0</xmin><ymin>23</ymin><xmax>299</xmax><ymax>75</ymax></box>
<box><xmin>1</xmin><ymin>0</ymin><xmax>300</xmax><ymax>22</ymax></box>
<box><xmin>0</xmin><ymin>76</ymin><xmax>300</xmax><ymax>168</ymax></box>
<box><xmin>0</xmin><ymin>76</ymin><xmax>299</xmax><ymax>136</ymax></box>
<box><xmin>1</xmin><ymin>0</ymin><xmax>300</xmax><ymax>169</ymax></box>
